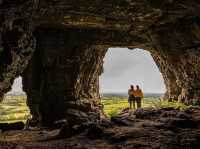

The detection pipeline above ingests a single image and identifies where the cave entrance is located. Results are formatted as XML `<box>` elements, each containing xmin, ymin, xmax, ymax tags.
<box><xmin>0</xmin><ymin>76</ymin><xmax>31</xmax><ymax>123</ymax></box>
<box><xmin>100</xmin><ymin>48</ymin><xmax>166</xmax><ymax>116</ymax></box>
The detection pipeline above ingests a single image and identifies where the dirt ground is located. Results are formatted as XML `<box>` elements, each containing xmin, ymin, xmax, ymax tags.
<box><xmin>1</xmin><ymin>107</ymin><xmax>200</xmax><ymax>149</ymax></box>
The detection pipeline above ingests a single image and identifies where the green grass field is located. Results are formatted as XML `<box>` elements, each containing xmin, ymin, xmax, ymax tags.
<box><xmin>102</xmin><ymin>97</ymin><xmax>190</xmax><ymax>117</ymax></box>
<box><xmin>0</xmin><ymin>95</ymin><xmax>189</xmax><ymax>123</ymax></box>
<box><xmin>0</xmin><ymin>96</ymin><xmax>31</xmax><ymax>123</ymax></box>
<box><xmin>101</xmin><ymin>97</ymin><xmax>161</xmax><ymax>117</ymax></box>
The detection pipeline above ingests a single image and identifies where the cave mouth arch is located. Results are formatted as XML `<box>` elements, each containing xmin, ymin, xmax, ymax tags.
<box><xmin>99</xmin><ymin>48</ymin><xmax>166</xmax><ymax>113</ymax></box>
<box><xmin>100</xmin><ymin>48</ymin><xmax>166</xmax><ymax>94</ymax></box>
<box><xmin>0</xmin><ymin>76</ymin><xmax>31</xmax><ymax>123</ymax></box>
<box><xmin>99</xmin><ymin>48</ymin><xmax>166</xmax><ymax>99</ymax></box>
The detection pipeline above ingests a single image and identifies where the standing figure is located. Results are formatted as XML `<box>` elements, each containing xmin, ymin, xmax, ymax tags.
<box><xmin>128</xmin><ymin>85</ymin><xmax>135</xmax><ymax>109</ymax></box>
<box><xmin>134</xmin><ymin>85</ymin><xmax>144</xmax><ymax>108</ymax></box>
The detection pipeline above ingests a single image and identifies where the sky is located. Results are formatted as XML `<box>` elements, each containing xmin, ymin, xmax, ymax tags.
<box><xmin>7</xmin><ymin>76</ymin><xmax>25</xmax><ymax>94</ymax></box>
<box><xmin>99</xmin><ymin>48</ymin><xmax>166</xmax><ymax>93</ymax></box>
<box><xmin>8</xmin><ymin>48</ymin><xmax>166</xmax><ymax>94</ymax></box>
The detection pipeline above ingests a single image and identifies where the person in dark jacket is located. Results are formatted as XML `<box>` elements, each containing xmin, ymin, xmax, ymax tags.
<box><xmin>128</xmin><ymin>85</ymin><xmax>136</xmax><ymax>109</ymax></box>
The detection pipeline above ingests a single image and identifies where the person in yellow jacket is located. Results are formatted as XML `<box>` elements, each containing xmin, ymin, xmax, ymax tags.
<box><xmin>134</xmin><ymin>85</ymin><xmax>144</xmax><ymax>108</ymax></box>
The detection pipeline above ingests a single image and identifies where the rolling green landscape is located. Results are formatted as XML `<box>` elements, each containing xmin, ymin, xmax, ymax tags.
<box><xmin>101</xmin><ymin>96</ymin><xmax>190</xmax><ymax>117</ymax></box>
<box><xmin>0</xmin><ymin>94</ymin><xmax>189</xmax><ymax>123</ymax></box>
<box><xmin>0</xmin><ymin>95</ymin><xmax>31</xmax><ymax>123</ymax></box>
<box><xmin>102</xmin><ymin>97</ymin><xmax>159</xmax><ymax>117</ymax></box>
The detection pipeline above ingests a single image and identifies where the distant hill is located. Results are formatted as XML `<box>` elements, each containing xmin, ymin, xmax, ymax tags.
<box><xmin>4</xmin><ymin>92</ymin><xmax>164</xmax><ymax>98</ymax></box>
<box><xmin>101</xmin><ymin>92</ymin><xmax>164</xmax><ymax>98</ymax></box>
<box><xmin>5</xmin><ymin>91</ymin><xmax>26</xmax><ymax>96</ymax></box>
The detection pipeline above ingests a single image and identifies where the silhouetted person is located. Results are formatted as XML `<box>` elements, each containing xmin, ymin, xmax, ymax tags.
<box><xmin>128</xmin><ymin>85</ymin><xmax>135</xmax><ymax>109</ymax></box>
<box><xmin>134</xmin><ymin>85</ymin><xmax>144</xmax><ymax>108</ymax></box>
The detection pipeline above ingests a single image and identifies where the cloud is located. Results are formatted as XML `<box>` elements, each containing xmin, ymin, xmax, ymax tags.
<box><xmin>100</xmin><ymin>48</ymin><xmax>166</xmax><ymax>93</ymax></box>
<box><xmin>102</xmin><ymin>48</ymin><xmax>140</xmax><ymax>78</ymax></box>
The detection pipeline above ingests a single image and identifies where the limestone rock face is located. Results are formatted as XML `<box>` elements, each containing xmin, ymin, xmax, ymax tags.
<box><xmin>149</xmin><ymin>19</ymin><xmax>200</xmax><ymax>102</ymax></box>
<box><xmin>23</xmin><ymin>27</ymin><xmax>107</xmax><ymax>126</ymax></box>
<box><xmin>0</xmin><ymin>0</ymin><xmax>36</xmax><ymax>100</ymax></box>
<box><xmin>0</xmin><ymin>0</ymin><xmax>200</xmax><ymax>126</ymax></box>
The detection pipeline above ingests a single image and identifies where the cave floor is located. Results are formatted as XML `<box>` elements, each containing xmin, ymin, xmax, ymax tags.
<box><xmin>1</xmin><ymin>107</ymin><xmax>200</xmax><ymax>149</ymax></box>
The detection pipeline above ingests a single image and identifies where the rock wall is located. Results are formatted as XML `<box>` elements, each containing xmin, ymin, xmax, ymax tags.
<box><xmin>23</xmin><ymin>27</ymin><xmax>107</xmax><ymax>126</ymax></box>
<box><xmin>149</xmin><ymin>17</ymin><xmax>200</xmax><ymax>103</ymax></box>
<box><xmin>0</xmin><ymin>0</ymin><xmax>36</xmax><ymax>100</ymax></box>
